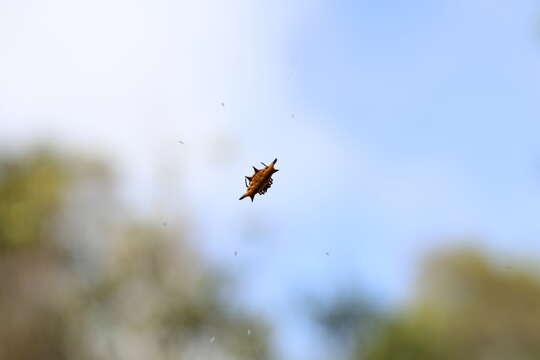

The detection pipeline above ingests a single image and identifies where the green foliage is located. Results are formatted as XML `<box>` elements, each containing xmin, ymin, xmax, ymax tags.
<box><xmin>0</xmin><ymin>150</ymin><xmax>69</xmax><ymax>249</ymax></box>
<box><xmin>359</xmin><ymin>248</ymin><xmax>540</xmax><ymax>360</ymax></box>
<box><xmin>307</xmin><ymin>293</ymin><xmax>380</xmax><ymax>356</ymax></box>
<box><xmin>363</xmin><ymin>319</ymin><xmax>441</xmax><ymax>360</ymax></box>
<box><xmin>0</xmin><ymin>147</ymin><xmax>271</xmax><ymax>360</ymax></box>
<box><xmin>80</xmin><ymin>223</ymin><xmax>272</xmax><ymax>360</ymax></box>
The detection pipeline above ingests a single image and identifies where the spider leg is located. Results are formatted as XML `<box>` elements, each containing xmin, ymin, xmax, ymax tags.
<box><xmin>258</xmin><ymin>178</ymin><xmax>274</xmax><ymax>195</ymax></box>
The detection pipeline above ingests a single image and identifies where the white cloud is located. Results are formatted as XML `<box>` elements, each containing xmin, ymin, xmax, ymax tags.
<box><xmin>0</xmin><ymin>0</ymin><xmax>333</xmax><ymax>209</ymax></box>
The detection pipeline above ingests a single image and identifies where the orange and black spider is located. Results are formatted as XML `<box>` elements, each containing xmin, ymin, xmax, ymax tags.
<box><xmin>239</xmin><ymin>158</ymin><xmax>279</xmax><ymax>202</ymax></box>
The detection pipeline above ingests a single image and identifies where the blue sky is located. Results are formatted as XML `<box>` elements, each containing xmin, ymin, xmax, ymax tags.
<box><xmin>1</xmin><ymin>1</ymin><xmax>540</xmax><ymax>359</ymax></box>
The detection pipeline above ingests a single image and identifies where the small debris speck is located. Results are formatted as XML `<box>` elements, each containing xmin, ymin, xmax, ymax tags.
<box><xmin>209</xmin><ymin>336</ymin><xmax>215</xmax><ymax>343</ymax></box>
<box><xmin>234</xmin><ymin>251</ymin><xmax>238</xmax><ymax>256</ymax></box>
<box><xmin>178</xmin><ymin>140</ymin><xmax>184</xmax><ymax>144</ymax></box>
<box><xmin>325</xmin><ymin>251</ymin><xmax>330</xmax><ymax>256</ymax></box>
<box><xmin>163</xmin><ymin>222</ymin><xmax>167</xmax><ymax>227</ymax></box>
<box><xmin>221</xmin><ymin>102</ymin><xmax>225</xmax><ymax>107</ymax></box>
<box><xmin>291</xmin><ymin>113</ymin><xmax>295</xmax><ymax>118</ymax></box>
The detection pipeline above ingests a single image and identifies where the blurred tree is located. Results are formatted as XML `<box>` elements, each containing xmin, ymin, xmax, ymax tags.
<box><xmin>0</xmin><ymin>147</ymin><xmax>108</xmax><ymax>360</ymax></box>
<box><xmin>357</xmin><ymin>248</ymin><xmax>540</xmax><ymax>360</ymax></box>
<box><xmin>305</xmin><ymin>292</ymin><xmax>380</xmax><ymax>358</ymax></box>
<box><xmin>0</xmin><ymin>150</ymin><xmax>69</xmax><ymax>249</ymax></box>
<box><xmin>75</xmin><ymin>223</ymin><xmax>271</xmax><ymax>360</ymax></box>
<box><xmin>0</xmin><ymin>147</ymin><xmax>271</xmax><ymax>360</ymax></box>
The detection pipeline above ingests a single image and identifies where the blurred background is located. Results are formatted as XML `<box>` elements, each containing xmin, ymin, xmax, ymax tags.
<box><xmin>1</xmin><ymin>1</ymin><xmax>540</xmax><ymax>359</ymax></box>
